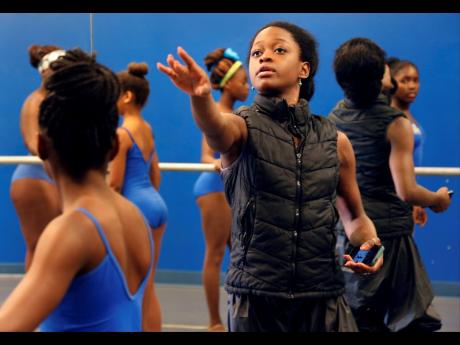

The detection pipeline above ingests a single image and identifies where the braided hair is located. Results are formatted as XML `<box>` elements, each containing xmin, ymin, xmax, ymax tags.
<box><xmin>204</xmin><ymin>48</ymin><xmax>238</xmax><ymax>90</ymax></box>
<box><xmin>39</xmin><ymin>48</ymin><xmax>120</xmax><ymax>181</ymax></box>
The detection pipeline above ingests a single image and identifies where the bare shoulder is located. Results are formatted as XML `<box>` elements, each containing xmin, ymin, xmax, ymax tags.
<box><xmin>35</xmin><ymin>210</ymin><xmax>97</xmax><ymax>266</ymax></box>
<box><xmin>387</xmin><ymin>115</ymin><xmax>412</xmax><ymax>140</ymax></box>
<box><xmin>337</xmin><ymin>130</ymin><xmax>350</xmax><ymax>145</ymax></box>
<box><xmin>45</xmin><ymin>210</ymin><xmax>98</xmax><ymax>243</ymax></box>
<box><xmin>116</xmin><ymin>127</ymin><xmax>134</xmax><ymax>149</ymax></box>
<box><xmin>337</xmin><ymin>131</ymin><xmax>354</xmax><ymax>160</ymax></box>
<box><xmin>20</xmin><ymin>90</ymin><xmax>42</xmax><ymax>115</ymax></box>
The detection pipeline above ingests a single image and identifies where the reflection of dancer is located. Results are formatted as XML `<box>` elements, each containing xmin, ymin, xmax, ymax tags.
<box><xmin>329</xmin><ymin>38</ymin><xmax>450</xmax><ymax>332</ymax></box>
<box><xmin>192</xmin><ymin>48</ymin><xmax>249</xmax><ymax>331</ymax></box>
<box><xmin>388</xmin><ymin>58</ymin><xmax>427</xmax><ymax>227</ymax></box>
<box><xmin>0</xmin><ymin>49</ymin><xmax>154</xmax><ymax>331</ymax></box>
<box><xmin>10</xmin><ymin>45</ymin><xmax>63</xmax><ymax>270</ymax></box>
<box><xmin>158</xmin><ymin>21</ymin><xmax>382</xmax><ymax>332</ymax></box>
<box><xmin>108</xmin><ymin>62</ymin><xmax>167</xmax><ymax>332</ymax></box>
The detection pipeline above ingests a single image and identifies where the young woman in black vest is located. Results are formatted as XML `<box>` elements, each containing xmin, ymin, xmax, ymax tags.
<box><xmin>329</xmin><ymin>38</ymin><xmax>451</xmax><ymax>332</ymax></box>
<box><xmin>158</xmin><ymin>21</ymin><xmax>382</xmax><ymax>332</ymax></box>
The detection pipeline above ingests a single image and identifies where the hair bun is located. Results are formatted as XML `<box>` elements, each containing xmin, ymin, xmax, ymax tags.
<box><xmin>128</xmin><ymin>62</ymin><xmax>149</xmax><ymax>77</ymax></box>
<box><xmin>28</xmin><ymin>44</ymin><xmax>62</xmax><ymax>69</ymax></box>
<box><xmin>204</xmin><ymin>48</ymin><xmax>225</xmax><ymax>71</ymax></box>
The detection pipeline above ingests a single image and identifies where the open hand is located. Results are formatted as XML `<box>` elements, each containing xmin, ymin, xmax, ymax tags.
<box><xmin>343</xmin><ymin>238</ymin><xmax>383</xmax><ymax>275</ymax></box>
<box><xmin>157</xmin><ymin>47</ymin><xmax>211</xmax><ymax>97</ymax></box>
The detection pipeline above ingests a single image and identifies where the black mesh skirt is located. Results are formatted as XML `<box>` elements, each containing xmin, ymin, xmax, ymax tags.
<box><xmin>227</xmin><ymin>292</ymin><xmax>358</xmax><ymax>332</ymax></box>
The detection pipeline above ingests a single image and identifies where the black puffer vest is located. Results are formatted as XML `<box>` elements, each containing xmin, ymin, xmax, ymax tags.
<box><xmin>222</xmin><ymin>94</ymin><xmax>344</xmax><ymax>299</ymax></box>
<box><xmin>328</xmin><ymin>94</ymin><xmax>414</xmax><ymax>238</ymax></box>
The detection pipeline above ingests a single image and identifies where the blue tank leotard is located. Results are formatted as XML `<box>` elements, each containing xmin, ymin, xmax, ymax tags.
<box><xmin>412</xmin><ymin>122</ymin><xmax>424</xmax><ymax>166</ymax></box>
<box><xmin>40</xmin><ymin>207</ymin><xmax>154</xmax><ymax>332</ymax></box>
<box><xmin>11</xmin><ymin>155</ymin><xmax>53</xmax><ymax>184</ymax></box>
<box><xmin>120</xmin><ymin>127</ymin><xmax>168</xmax><ymax>229</ymax></box>
<box><xmin>193</xmin><ymin>152</ymin><xmax>224</xmax><ymax>199</ymax></box>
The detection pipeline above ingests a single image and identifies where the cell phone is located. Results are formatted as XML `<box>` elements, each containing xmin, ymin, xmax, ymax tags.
<box><xmin>448</xmin><ymin>190</ymin><xmax>454</xmax><ymax>198</ymax></box>
<box><xmin>352</xmin><ymin>245</ymin><xmax>385</xmax><ymax>266</ymax></box>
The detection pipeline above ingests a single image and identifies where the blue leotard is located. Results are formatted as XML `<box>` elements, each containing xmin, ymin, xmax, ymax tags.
<box><xmin>11</xmin><ymin>155</ymin><xmax>53</xmax><ymax>184</ymax></box>
<box><xmin>193</xmin><ymin>152</ymin><xmax>224</xmax><ymax>198</ymax></box>
<box><xmin>40</xmin><ymin>208</ymin><xmax>153</xmax><ymax>332</ymax></box>
<box><xmin>120</xmin><ymin>127</ymin><xmax>168</xmax><ymax>229</ymax></box>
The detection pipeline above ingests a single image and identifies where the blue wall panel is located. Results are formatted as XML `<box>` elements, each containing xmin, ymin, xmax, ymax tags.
<box><xmin>0</xmin><ymin>13</ymin><xmax>458</xmax><ymax>284</ymax></box>
<box><xmin>0</xmin><ymin>13</ymin><xmax>91</xmax><ymax>263</ymax></box>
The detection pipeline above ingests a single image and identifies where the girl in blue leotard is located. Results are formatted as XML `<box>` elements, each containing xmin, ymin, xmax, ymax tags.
<box><xmin>108</xmin><ymin>62</ymin><xmax>167</xmax><ymax>332</ymax></box>
<box><xmin>193</xmin><ymin>48</ymin><xmax>249</xmax><ymax>331</ymax></box>
<box><xmin>388</xmin><ymin>58</ymin><xmax>427</xmax><ymax>227</ymax></box>
<box><xmin>10</xmin><ymin>45</ymin><xmax>63</xmax><ymax>270</ymax></box>
<box><xmin>0</xmin><ymin>48</ymin><xmax>155</xmax><ymax>331</ymax></box>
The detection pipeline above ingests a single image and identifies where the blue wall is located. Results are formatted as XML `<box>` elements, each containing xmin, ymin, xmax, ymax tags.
<box><xmin>0</xmin><ymin>13</ymin><xmax>91</xmax><ymax>263</ymax></box>
<box><xmin>0</xmin><ymin>14</ymin><xmax>459</xmax><ymax>284</ymax></box>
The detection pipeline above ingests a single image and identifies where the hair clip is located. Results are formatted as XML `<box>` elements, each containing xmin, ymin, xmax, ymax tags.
<box><xmin>38</xmin><ymin>50</ymin><xmax>66</xmax><ymax>74</ymax></box>
<box><xmin>223</xmin><ymin>48</ymin><xmax>240</xmax><ymax>61</ymax></box>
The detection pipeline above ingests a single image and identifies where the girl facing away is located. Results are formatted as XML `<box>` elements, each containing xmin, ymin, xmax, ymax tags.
<box><xmin>0</xmin><ymin>49</ymin><xmax>155</xmax><ymax>332</ymax></box>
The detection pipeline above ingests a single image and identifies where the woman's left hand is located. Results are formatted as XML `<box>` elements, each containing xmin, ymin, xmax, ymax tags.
<box><xmin>343</xmin><ymin>238</ymin><xmax>384</xmax><ymax>275</ymax></box>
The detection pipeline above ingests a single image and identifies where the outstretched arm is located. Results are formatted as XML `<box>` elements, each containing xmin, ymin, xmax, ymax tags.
<box><xmin>157</xmin><ymin>47</ymin><xmax>247</xmax><ymax>166</ymax></box>
<box><xmin>336</xmin><ymin>131</ymin><xmax>382</xmax><ymax>274</ymax></box>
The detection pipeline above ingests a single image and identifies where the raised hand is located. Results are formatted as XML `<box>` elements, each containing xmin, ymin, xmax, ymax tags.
<box><xmin>157</xmin><ymin>47</ymin><xmax>211</xmax><ymax>97</ymax></box>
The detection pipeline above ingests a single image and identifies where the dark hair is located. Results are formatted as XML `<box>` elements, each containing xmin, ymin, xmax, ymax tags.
<box><xmin>117</xmin><ymin>62</ymin><xmax>150</xmax><ymax>108</ymax></box>
<box><xmin>387</xmin><ymin>57</ymin><xmax>419</xmax><ymax>78</ymax></box>
<box><xmin>28</xmin><ymin>44</ymin><xmax>62</xmax><ymax>69</ymax></box>
<box><xmin>204</xmin><ymin>48</ymin><xmax>238</xmax><ymax>90</ymax></box>
<box><xmin>334</xmin><ymin>38</ymin><xmax>386</xmax><ymax>107</ymax></box>
<box><xmin>247</xmin><ymin>21</ymin><xmax>319</xmax><ymax>101</ymax></box>
<box><xmin>39</xmin><ymin>48</ymin><xmax>120</xmax><ymax>181</ymax></box>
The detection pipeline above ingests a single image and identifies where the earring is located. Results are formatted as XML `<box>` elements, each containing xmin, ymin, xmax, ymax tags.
<box><xmin>298</xmin><ymin>78</ymin><xmax>303</xmax><ymax>86</ymax></box>
<box><xmin>251</xmin><ymin>85</ymin><xmax>255</xmax><ymax>91</ymax></box>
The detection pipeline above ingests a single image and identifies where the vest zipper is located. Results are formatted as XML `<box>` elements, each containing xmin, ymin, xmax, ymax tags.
<box><xmin>289</xmin><ymin>134</ymin><xmax>304</xmax><ymax>298</ymax></box>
